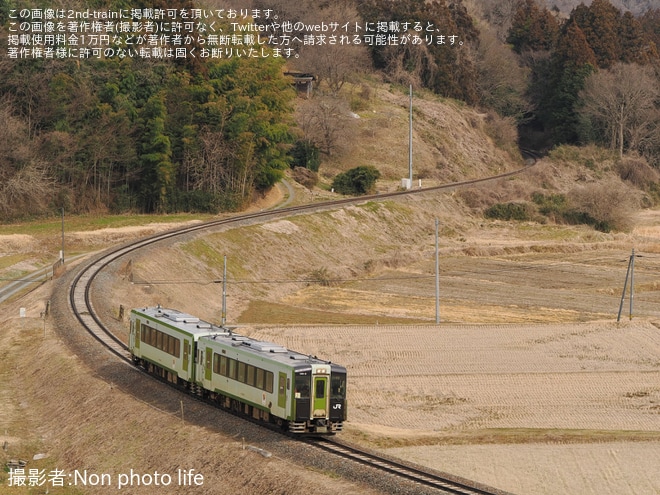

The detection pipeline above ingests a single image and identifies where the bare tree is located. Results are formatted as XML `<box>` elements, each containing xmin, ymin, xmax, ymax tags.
<box><xmin>296</xmin><ymin>96</ymin><xmax>352</xmax><ymax>156</ymax></box>
<box><xmin>475</xmin><ymin>23</ymin><xmax>532</xmax><ymax>121</ymax></box>
<box><xmin>475</xmin><ymin>0</ymin><xmax>523</xmax><ymax>42</ymax></box>
<box><xmin>579</xmin><ymin>63</ymin><xmax>660</xmax><ymax>158</ymax></box>
<box><xmin>0</xmin><ymin>100</ymin><xmax>54</xmax><ymax>218</ymax></box>
<box><xmin>253</xmin><ymin>0</ymin><xmax>369</xmax><ymax>95</ymax></box>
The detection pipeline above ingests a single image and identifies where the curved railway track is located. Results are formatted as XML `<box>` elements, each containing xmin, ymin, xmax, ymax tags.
<box><xmin>67</xmin><ymin>165</ymin><xmax>535</xmax><ymax>494</ymax></box>
<box><xmin>310</xmin><ymin>437</ymin><xmax>511</xmax><ymax>495</ymax></box>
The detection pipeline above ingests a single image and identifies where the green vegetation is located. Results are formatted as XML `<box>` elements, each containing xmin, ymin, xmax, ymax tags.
<box><xmin>485</xmin><ymin>202</ymin><xmax>534</xmax><ymax>221</ymax></box>
<box><xmin>0</xmin><ymin>3</ymin><xmax>295</xmax><ymax>219</ymax></box>
<box><xmin>1</xmin><ymin>0</ymin><xmax>658</xmax><ymax>231</ymax></box>
<box><xmin>331</xmin><ymin>166</ymin><xmax>381</xmax><ymax>196</ymax></box>
<box><xmin>290</xmin><ymin>140</ymin><xmax>321</xmax><ymax>172</ymax></box>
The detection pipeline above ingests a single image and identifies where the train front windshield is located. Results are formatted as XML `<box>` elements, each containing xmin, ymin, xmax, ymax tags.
<box><xmin>330</xmin><ymin>372</ymin><xmax>346</xmax><ymax>400</ymax></box>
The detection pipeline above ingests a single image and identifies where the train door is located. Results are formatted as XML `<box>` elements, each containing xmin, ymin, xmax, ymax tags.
<box><xmin>205</xmin><ymin>347</ymin><xmax>213</xmax><ymax>381</ymax></box>
<box><xmin>183</xmin><ymin>339</ymin><xmax>190</xmax><ymax>375</ymax></box>
<box><xmin>132</xmin><ymin>319</ymin><xmax>141</xmax><ymax>352</ymax></box>
<box><xmin>195</xmin><ymin>347</ymin><xmax>204</xmax><ymax>386</ymax></box>
<box><xmin>129</xmin><ymin>319</ymin><xmax>135</xmax><ymax>351</ymax></box>
<box><xmin>294</xmin><ymin>372</ymin><xmax>311</xmax><ymax>420</ymax></box>
<box><xmin>278</xmin><ymin>372</ymin><xmax>287</xmax><ymax>409</ymax></box>
<box><xmin>313</xmin><ymin>376</ymin><xmax>328</xmax><ymax>417</ymax></box>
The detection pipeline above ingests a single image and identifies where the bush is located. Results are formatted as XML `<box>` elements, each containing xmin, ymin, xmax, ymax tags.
<box><xmin>290</xmin><ymin>139</ymin><xmax>321</xmax><ymax>172</ymax></box>
<box><xmin>616</xmin><ymin>156</ymin><xmax>659</xmax><ymax>189</ymax></box>
<box><xmin>332</xmin><ymin>165</ymin><xmax>381</xmax><ymax>195</ymax></box>
<box><xmin>567</xmin><ymin>181</ymin><xmax>638</xmax><ymax>232</ymax></box>
<box><xmin>484</xmin><ymin>202</ymin><xmax>533</xmax><ymax>221</ymax></box>
<box><xmin>292</xmin><ymin>166</ymin><xmax>318</xmax><ymax>189</ymax></box>
<box><xmin>532</xmin><ymin>192</ymin><xmax>569</xmax><ymax>220</ymax></box>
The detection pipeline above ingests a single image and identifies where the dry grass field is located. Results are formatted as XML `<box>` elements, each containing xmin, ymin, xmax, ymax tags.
<box><xmin>246</xmin><ymin>321</ymin><xmax>660</xmax><ymax>494</ymax></box>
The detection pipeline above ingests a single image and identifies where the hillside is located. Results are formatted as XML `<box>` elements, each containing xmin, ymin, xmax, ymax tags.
<box><xmin>2</xmin><ymin>80</ymin><xmax>660</xmax><ymax>495</ymax></box>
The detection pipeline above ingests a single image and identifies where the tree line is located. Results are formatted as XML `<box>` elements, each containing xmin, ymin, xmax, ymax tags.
<box><xmin>1</xmin><ymin>0</ymin><xmax>659</xmax><ymax>220</ymax></box>
<box><xmin>0</xmin><ymin>0</ymin><xmax>295</xmax><ymax>218</ymax></box>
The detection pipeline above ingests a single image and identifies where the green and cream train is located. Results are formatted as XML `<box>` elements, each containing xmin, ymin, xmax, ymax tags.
<box><xmin>129</xmin><ymin>306</ymin><xmax>346</xmax><ymax>434</ymax></box>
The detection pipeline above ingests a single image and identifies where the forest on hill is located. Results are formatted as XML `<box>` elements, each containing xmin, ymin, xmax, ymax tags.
<box><xmin>545</xmin><ymin>0</ymin><xmax>659</xmax><ymax>17</ymax></box>
<box><xmin>0</xmin><ymin>0</ymin><xmax>659</xmax><ymax>221</ymax></box>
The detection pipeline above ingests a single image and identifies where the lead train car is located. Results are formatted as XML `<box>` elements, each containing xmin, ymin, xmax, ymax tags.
<box><xmin>129</xmin><ymin>307</ymin><xmax>346</xmax><ymax>434</ymax></box>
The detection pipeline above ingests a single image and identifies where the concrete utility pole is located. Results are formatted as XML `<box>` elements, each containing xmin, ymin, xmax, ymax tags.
<box><xmin>222</xmin><ymin>255</ymin><xmax>227</xmax><ymax>326</ymax></box>
<box><xmin>408</xmin><ymin>84</ymin><xmax>413</xmax><ymax>189</ymax></box>
<box><xmin>435</xmin><ymin>218</ymin><xmax>440</xmax><ymax>324</ymax></box>
<box><xmin>61</xmin><ymin>207</ymin><xmax>65</xmax><ymax>264</ymax></box>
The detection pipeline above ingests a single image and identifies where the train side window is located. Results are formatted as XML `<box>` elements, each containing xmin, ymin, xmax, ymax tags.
<box><xmin>220</xmin><ymin>355</ymin><xmax>228</xmax><ymax>376</ymax></box>
<box><xmin>237</xmin><ymin>361</ymin><xmax>247</xmax><ymax>383</ymax></box>
<box><xmin>174</xmin><ymin>339</ymin><xmax>180</xmax><ymax>358</ymax></box>
<box><xmin>265</xmin><ymin>371</ymin><xmax>274</xmax><ymax>393</ymax></box>
<box><xmin>256</xmin><ymin>368</ymin><xmax>264</xmax><ymax>389</ymax></box>
<box><xmin>156</xmin><ymin>331</ymin><xmax>163</xmax><ymax>350</ymax></box>
<box><xmin>228</xmin><ymin>359</ymin><xmax>237</xmax><ymax>380</ymax></box>
<box><xmin>150</xmin><ymin>328</ymin><xmax>157</xmax><ymax>346</ymax></box>
<box><xmin>212</xmin><ymin>353</ymin><xmax>220</xmax><ymax>374</ymax></box>
<box><xmin>247</xmin><ymin>365</ymin><xmax>256</xmax><ymax>387</ymax></box>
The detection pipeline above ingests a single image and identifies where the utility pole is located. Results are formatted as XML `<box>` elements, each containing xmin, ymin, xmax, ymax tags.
<box><xmin>435</xmin><ymin>218</ymin><xmax>440</xmax><ymax>324</ymax></box>
<box><xmin>408</xmin><ymin>84</ymin><xmax>413</xmax><ymax>189</ymax></box>
<box><xmin>221</xmin><ymin>255</ymin><xmax>227</xmax><ymax>326</ymax></box>
<box><xmin>61</xmin><ymin>207</ymin><xmax>65</xmax><ymax>264</ymax></box>
<box><xmin>629</xmin><ymin>248</ymin><xmax>635</xmax><ymax>319</ymax></box>
<box><xmin>617</xmin><ymin>248</ymin><xmax>641</xmax><ymax>322</ymax></box>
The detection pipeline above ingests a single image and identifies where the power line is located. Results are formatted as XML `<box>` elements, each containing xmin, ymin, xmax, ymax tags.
<box><xmin>132</xmin><ymin>274</ymin><xmax>434</xmax><ymax>286</ymax></box>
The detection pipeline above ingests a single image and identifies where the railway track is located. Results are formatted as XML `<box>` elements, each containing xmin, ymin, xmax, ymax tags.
<box><xmin>67</xmin><ymin>166</ymin><xmax>534</xmax><ymax>494</ymax></box>
<box><xmin>309</xmin><ymin>437</ymin><xmax>512</xmax><ymax>495</ymax></box>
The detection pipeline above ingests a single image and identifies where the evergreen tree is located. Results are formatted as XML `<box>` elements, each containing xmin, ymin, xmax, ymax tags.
<box><xmin>507</xmin><ymin>0</ymin><xmax>559</xmax><ymax>54</ymax></box>
<box><xmin>571</xmin><ymin>0</ymin><xmax>622</xmax><ymax>68</ymax></box>
<box><xmin>139</xmin><ymin>94</ymin><xmax>174</xmax><ymax>213</ymax></box>
<box><xmin>358</xmin><ymin>0</ymin><xmax>479</xmax><ymax>104</ymax></box>
<box><xmin>545</xmin><ymin>22</ymin><xmax>597</xmax><ymax>144</ymax></box>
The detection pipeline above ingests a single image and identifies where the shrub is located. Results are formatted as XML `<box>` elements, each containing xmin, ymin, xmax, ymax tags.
<box><xmin>309</xmin><ymin>267</ymin><xmax>333</xmax><ymax>286</ymax></box>
<box><xmin>292</xmin><ymin>166</ymin><xmax>318</xmax><ymax>189</ymax></box>
<box><xmin>616</xmin><ymin>156</ymin><xmax>659</xmax><ymax>189</ymax></box>
<box><xmin>290</xmin><ymin>139</ymin><xmax>321</xmax><ymax>172</ymax></box>
<box><xmin>532</xmin><ymin>192</ymin><xmax>569</xmax><ymax>220</ymax></box>
<box><xmin>484</xmin><ymin>202</ymin><xmax>533</xmax><ymax>221</ymax></box>
<box><xmin>567</xmin><ymin>181</ymin><xmax>638</xmax><ymax>232</ymax></box>
<box><xmin>332</xmin><ymin>165</ymin><xmax>381</xmax><ymax>195</ymax></box>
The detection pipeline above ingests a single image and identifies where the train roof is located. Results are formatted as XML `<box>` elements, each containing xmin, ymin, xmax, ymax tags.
<box><xmin>131</xmin><ymin>306</ymin><xmax>229</xmax><ymax>337</ymax></box>
<box><xmin>132</xmin><ymin>307</ymin><xmax>346</xmax><ymax>372</ymax></box>
<box><xmin>200</xmin><ymin>332</ymin><xmax>346</xmax><ymax>372</ymax></box>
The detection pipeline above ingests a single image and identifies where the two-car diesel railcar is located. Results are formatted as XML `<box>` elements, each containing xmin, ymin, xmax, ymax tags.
<box><xmin>129</xmin><ymin>307</ymin><xmax>346</xmax><ymax>434</ymax></box>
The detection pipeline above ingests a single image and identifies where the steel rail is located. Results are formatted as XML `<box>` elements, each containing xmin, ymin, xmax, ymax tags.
<box><xmin>309</xmin><ymin>437</ymin><xmax>511</xmax><ymax>495</ymax></box>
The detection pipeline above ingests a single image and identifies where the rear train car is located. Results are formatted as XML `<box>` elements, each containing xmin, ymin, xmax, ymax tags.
<box><xmin>129</xmin><ymin>307</ymin><xmax>225</xmax><ymax>385</ymax></box>
<box><xmin>129</xmin><ymin>307</ymin><xmax>346</xmax><ymax>434</ymax></box>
